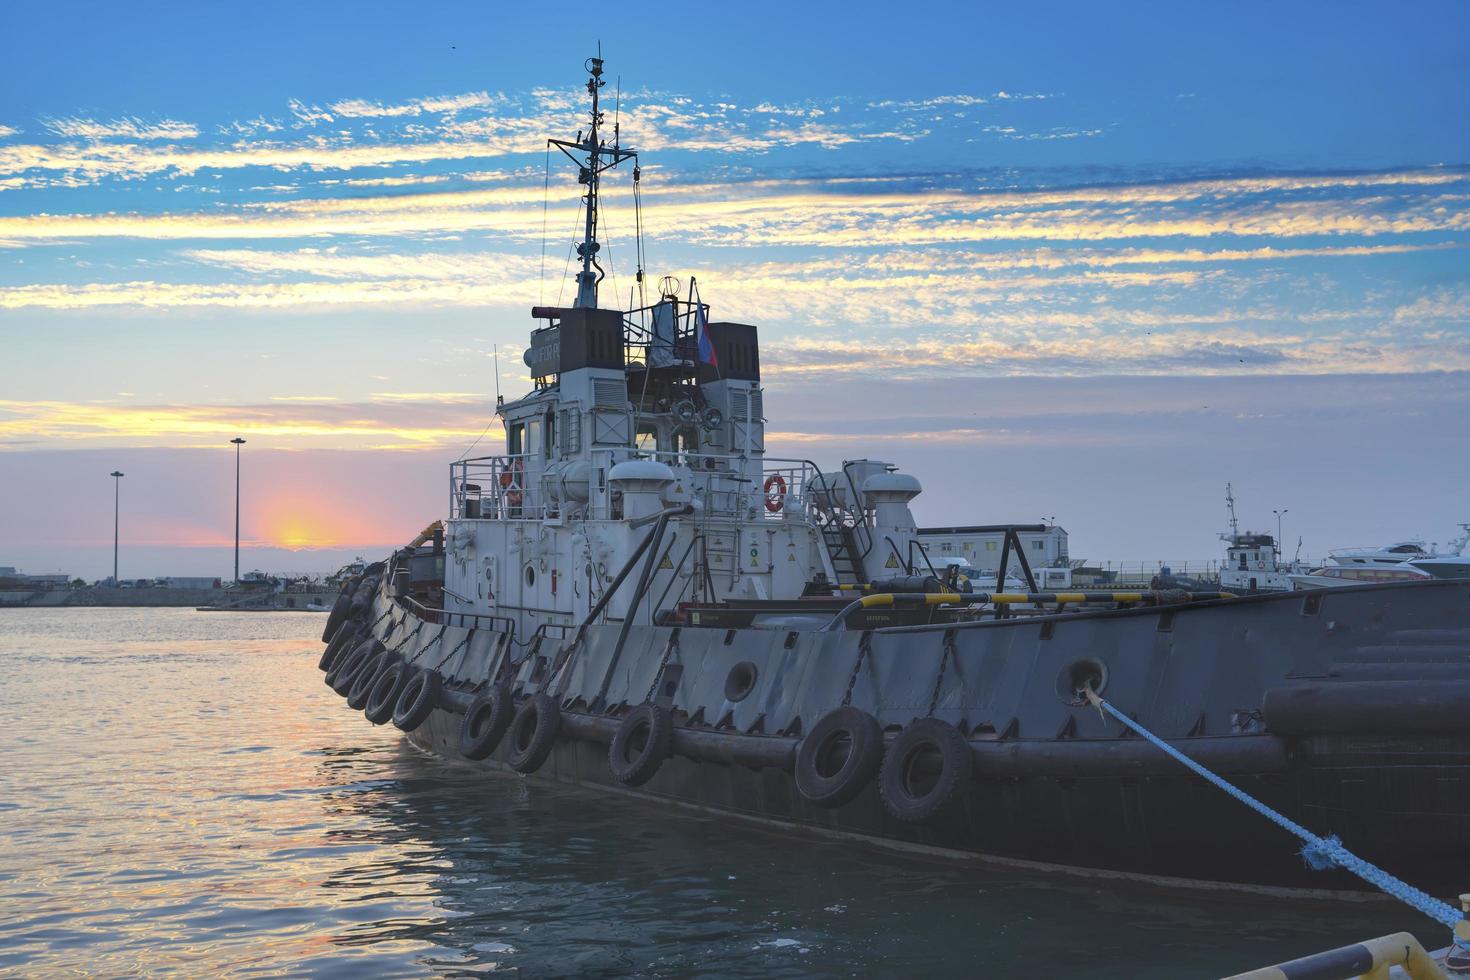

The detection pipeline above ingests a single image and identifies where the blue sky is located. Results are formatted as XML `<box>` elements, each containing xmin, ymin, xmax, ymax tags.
<box><xmin>1</xmin><ymin>1</ymin><xmax>1468</xmax><ymax>577</ymax></box>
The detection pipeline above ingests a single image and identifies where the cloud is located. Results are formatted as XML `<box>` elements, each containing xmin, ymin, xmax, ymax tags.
<box><xmin>42</xmin><ymin>116</ymin><xmax>199</xmax><ymax>140</ymax></box>
<box><xmin>0</xmin><ymin>394</ymin><xmax>499</xmax><ymax>450</ymax></box>
<box><xmin>0</xmin><ymin>125</ymin><xmax>19</xmax><ymax>138</ymax></box>
<box><xmin>0</xmin><ymin>167</ymin><xmax>1464</xmax><ymax>246</ymax></box>
<box><xmin>328</xmin><ymin>91</ymin><xmax>497</xmax><ymax>118</ymax></box>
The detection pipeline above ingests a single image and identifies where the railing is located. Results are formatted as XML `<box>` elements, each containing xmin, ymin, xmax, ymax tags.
<box><xmin>398</xmin><ymin>592</ymin><xmax>516</xmax><ymax>636</ymax></box>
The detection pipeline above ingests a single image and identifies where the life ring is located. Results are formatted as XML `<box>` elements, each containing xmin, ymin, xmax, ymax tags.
<box><xmin>507</xmin><ymin>693</ymin><xmax>561</xmax><ymax>773</ymax></box>
<box><xmin>608</xmin><ymin>702</ymin><xmax>673</xmax><ymax>786</ymax></box>
<box><xmin>878</xmin><ymin>717</ymin><xmax>972</xmax><ymax>823</ymax></box>
<box><xmin>500</xmin><ymin>458</ymin><xmax>525</xmax><ymax>509</ymax></box>
<box><xmin>365</xmin><ymin>660</ymin><xmax>411</xmax><ymax>725</ymax></box>
<box><xmin>459</xmin><ymin>683</ymin><xmax>515</xmax><ymax>760</ymax></box>
<box><xmin>393</xmin><ymin>668</ymin><xmax>441</xmax><ymax>732</ymax></box>
<box><xmin>763</xmin><ymin>473</ymin><xmax>787</xmax><ymax>513</ymax></box>
<box><xmin>795</xmin><ymin>707</ymin><xmax>885</xmax><ymax>808</ymax></box>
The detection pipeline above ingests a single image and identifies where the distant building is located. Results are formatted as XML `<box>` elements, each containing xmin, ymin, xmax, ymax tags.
<box><xmin>916</xmin><ymin>524</ymin><xmax>1070</xmax><ymax>578</ymax></box>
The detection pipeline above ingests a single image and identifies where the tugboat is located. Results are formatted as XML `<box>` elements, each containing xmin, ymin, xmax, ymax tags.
<box><xmin>317</xmin><ymin>55</ymin><xmax>1470</xmax><ymax>894</ymax></box>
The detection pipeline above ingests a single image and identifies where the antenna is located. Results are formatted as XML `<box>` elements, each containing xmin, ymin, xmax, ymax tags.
<box><xmin>1225</xmin><ymin>482</ymin><xmax>1239</xmax><ymax>537</ymax></box>
<box><xmin>548</xmin><ymin>48</ymin><xmax>638</xmax><ymax>310</ymax></box>
<box><xmin>493</xmin><ymin>344</ymin><xmax>503</xmax><ymax>406</ymax></box>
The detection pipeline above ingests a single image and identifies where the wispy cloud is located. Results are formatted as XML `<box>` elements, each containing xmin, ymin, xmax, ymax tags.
<box><xmin>42</xmin><ymin>116</ymin><xmax>199</xmax><ymax>140</ymax></box>
<box><xmin>0</xmin><ymin>395</ymin><xmax>497</xmax><ymax>450</ymax></box>
<box><xmin>327</xmin><ymin>91</ymin><xmax>498</xmax><ymax>118</ymax></box>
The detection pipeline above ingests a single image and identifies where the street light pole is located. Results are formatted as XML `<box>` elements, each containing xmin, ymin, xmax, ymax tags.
<box><xmin>1273</xmin><ymin>509</ymin><xmax>1289</xmax><ymax>550</ymax></box>
<box><xmin>110</xmin><ymin>471</ymin><xmax>124</xmax><ymax>585</ymax></box>
<box><xmin>231</xmin><ymin>438</ymin><xmax>246</xmax><ymax>584</ymax></box>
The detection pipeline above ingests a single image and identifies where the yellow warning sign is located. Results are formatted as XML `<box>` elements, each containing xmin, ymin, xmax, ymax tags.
<box><xmin>884</xmin><ymin>555</ymin><xmax>900</xmax><ymax>568</ymax></box>
<box><xmin>787</xmin><ymin>553</ymin><xmax>796</xmax><ymax>561</ymax></box>
<box><xmin>658</xmin><ymin>555</ymin><xmax>674</xmax><ymax>570</ymax></box>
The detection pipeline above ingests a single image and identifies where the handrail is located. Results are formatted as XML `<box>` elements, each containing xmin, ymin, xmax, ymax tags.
<box><xmin>397</xmin><ymin>593</ymin><xmax>516</xmax><ymax>637</ymax></box>
<box><xmin>821</xmin><ymin>590</ymin><xmax>1237</xmax><ymax>632</ymax></box>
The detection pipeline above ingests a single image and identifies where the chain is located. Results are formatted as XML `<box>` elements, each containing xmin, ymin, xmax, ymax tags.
<box><xmin>433</xmin><ymin>630</ymin><xmax>473</xmax><ymax>672</ymax></box>
<box><xmin>841</xmin><ymin>632</ymin><xmax>873</xmax><ymax>707</ymax></box>
<box><xmin>368</xmin><ymin>607</ymin><xmax>393</xmax><ymax>632</ymax></box>
<box><xmin>927</xmin><ymin>631</ymin><xmax>958</xmax><ymax>717</ymax></box>
<box><xmin>407</xmin><ymin>625</ymin><xmax>447</xmax><ymax>664</ymax></box>
<box><xmin>644</xmin><ymin>629</ymin><xmax>681</xmax><ymax>703</ymax></box>
<box><xmin>388</xmin><ymin>620</ymin><xmax>425</xmax><ymax>655</ymax></box>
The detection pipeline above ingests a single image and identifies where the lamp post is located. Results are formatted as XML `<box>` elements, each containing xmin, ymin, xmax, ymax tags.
<box><xmin>231</xmin><ymin>438</ymin><xmax>246</xmax><ymax>584</ymax></box>
<box><xmin>110</xmin><ymin>471</ymin><xmax>124</xmax><ymax>585</ymax></box>
<box><xmin>1272</xmin><ymin>509</ymin><xmax>1289</xmax><ymax>552</ymax></box>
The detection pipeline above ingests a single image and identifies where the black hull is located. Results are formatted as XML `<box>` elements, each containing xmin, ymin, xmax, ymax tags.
<box><xmin>403</xmin><ymin>708</ymin><xmax>1470</xmax><ymax>894</ymax></box>
<box><xmin>326</xmin><ymin>574</ymin><xmax>1470</xmax><ymax>895</ymax></box>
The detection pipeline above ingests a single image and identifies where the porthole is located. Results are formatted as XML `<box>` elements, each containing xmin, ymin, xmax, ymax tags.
<box><xmin>724</xmin><ymin>661</ymin><xmax>758</xmax><ymax>702</ymax></box>
<box><xmin>525</xmin><ymin>565</ymin><xmax>536</xmax><ymax>587</ymax></box>
<box><xmin>1055</xmin><ymin>658</ymin><xmax>1107</xmax><ymax>707</ymax></box>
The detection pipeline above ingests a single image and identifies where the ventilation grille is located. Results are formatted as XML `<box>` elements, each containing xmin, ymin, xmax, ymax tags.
<box><xmin>557</xmin><ymin>409</ymin><xmax>581</xmax><ymax>455</ymax></box>
<box><xmin>593</xmin><ymin>377</ymin><xmax>626</xmax><ymax>407</ymax></box>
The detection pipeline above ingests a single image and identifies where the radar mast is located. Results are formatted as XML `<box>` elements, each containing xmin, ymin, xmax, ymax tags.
<box><xmin>548</xmin><ymin>45</ymin><xmax>639</xmax><ymax>309</ymax></box>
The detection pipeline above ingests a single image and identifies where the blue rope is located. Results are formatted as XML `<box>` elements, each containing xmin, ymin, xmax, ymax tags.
<box><xmin>1086</xmin><ymin>688</ymin><xmax>1461</xmax><ymax>929</ymax></box>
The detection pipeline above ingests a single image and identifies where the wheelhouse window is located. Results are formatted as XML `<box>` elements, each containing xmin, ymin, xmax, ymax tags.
<box><xmin>508</xmin><ymin>421</ymin><xmax>525</xmax><ymax>456</ymax></box>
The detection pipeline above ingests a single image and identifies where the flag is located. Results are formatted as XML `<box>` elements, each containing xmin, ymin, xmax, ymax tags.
<box><xmin>695</xmin><ymin>305</ymin><xmax>718</xmax><ymax>367</ymax></box>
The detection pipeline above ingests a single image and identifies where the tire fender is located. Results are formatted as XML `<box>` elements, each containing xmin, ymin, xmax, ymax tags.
<box><xmin>878</xmin><ymin>717</ymin><xmax>972</xmax><ymax>823</ymax></box>
<box><xmin>608</xmin><ymin>703</ymin><xmax>674</xmax><ymax>787</ymax></box>
<box><xmin>364</xmin><ymin>661</ymin><xmax>409</xmax><ymax>725</ymax></box>
<box><xmin>795</xmin><ymin>706</ymin><xmax>885</xmax><ymax>809</ymax></box>
<box><xmin>458</xmin><ymin>683</ymin><xmax>515</xmax><ymax>761</ymax></box>
<box><xmin>393</xmin><ymin>668</ymin><xmax>442</xmax><ymax>732</ymax></box>
<box><xmin>506</xmin><ymin>693</ymin><xmax>561</xmax><ymax>774</ymax></box>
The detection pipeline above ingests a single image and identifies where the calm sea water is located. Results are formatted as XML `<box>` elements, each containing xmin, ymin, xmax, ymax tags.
<box><xmin>0</xmin><ymin>607</ymin><xmax>1436</xmax><ymax>977</ymax></box>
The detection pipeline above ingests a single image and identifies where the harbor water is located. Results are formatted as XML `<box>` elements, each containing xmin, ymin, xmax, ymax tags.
<box><xmin>0</xmin><ymin>608</ymin><xmax>1435</xmax><ymax>977</ymax></box>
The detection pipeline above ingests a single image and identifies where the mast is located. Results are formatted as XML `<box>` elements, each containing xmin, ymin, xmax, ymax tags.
<box><xmin>1225</xmin><ymin>483</ymin><xmax>1240</xmax><ymax>538</ymax></box>
<box><xmin>548</xmin><ymin>47</ymin><xmax>638</xmax><ymax>309</ymax></box>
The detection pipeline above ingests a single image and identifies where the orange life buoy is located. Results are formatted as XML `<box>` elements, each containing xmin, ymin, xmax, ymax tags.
<box><xmin>500</xmin><ymin>458</ymin><xmax>524</xmax><ymax>509</ymax></box>
<box><xmin>763</xmin><ymin>473</ymin><xmax>787</xmax><ymax>513</ymax></box>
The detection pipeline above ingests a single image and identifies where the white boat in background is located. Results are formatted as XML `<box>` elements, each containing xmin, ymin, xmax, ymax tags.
<box><xmin>1327</xmin><ymin>541</ymin><xmax>1436</xmax><ymax>567</ymax></box>
<box><xmin>1288</xmin><ymin>563</ymin><xmax>1433</xmax><ymax>590</ymax></box>
<box><xmin>1408</xmin><ymin>524</ymin><xmax>1470</xmax><ymax>579</ymax></box>
<box><xmin>1216</xmin><ymin>485</ymin><xmax>1309</xmax><ymax>593</ymax></box>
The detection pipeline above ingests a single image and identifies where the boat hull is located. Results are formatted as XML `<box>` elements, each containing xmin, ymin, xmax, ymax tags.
<box><xmin>332</xmin><ymin>576</ymin><xmax>1470</xmax><ymax>893</ymax></box>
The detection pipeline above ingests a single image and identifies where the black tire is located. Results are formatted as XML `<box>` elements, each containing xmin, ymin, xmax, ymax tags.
<box><xmin>878</xmin><ymin>718</ymin><xmax>972</xmax><ymax>823</ymax></box>
<box><xmin>795</xmin><ymin>706</ymin><xmax>885</xmax><ymax>809</ymax></box>
<box><xmin>318</xmin><ymin>622</ymin><xmax>361</xmax><ymax>671</ymax></box>
<box><xmin>364</xmin><ymin>661</ymin><xmax>409</xmax><ymax>725</ymax></box>
<box><xmin>348</xmin><ymin>651</ymin><xmax>398</xmax><ymax>709</ymax></box>
<box><xmin>329</xmin><ymin>639</ymin><xmax>378</xmax><ymax>694</ymax></box>
<box><xmin>607</xmin><ymin>703</ymin><xmax>673</xmax><ymax>787</ymax></box>
<box><xmin>393</xmin><ymin>668</ymin><xmax>441</xmax><ymax>732</ymax></box>
<box><xmin>506</xmin><ymin>693</ymin><xmax>561</xmax><ymax>774</ymax></box>
<box><xmin>322</xmin><ymin>592</ymin><xmax>351</xmax><ymax>643</ymax></box>
<box><xmin>459</xmin><ymin>684</ymin><xmax>515</xmax><ymax>760</ymax></box>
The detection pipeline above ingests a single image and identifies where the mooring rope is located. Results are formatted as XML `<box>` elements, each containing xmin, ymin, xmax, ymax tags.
<box><xmin>1086</xmin><ymin>687</ymin><xmax>1461</xmax><ymax>929</ymax></box>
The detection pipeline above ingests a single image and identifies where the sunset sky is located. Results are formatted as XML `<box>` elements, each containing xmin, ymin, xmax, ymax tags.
<box><xmin>3</xmin><ymin>2</ymin><xmax>1468</xmax><ymax>579</ymax></box>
